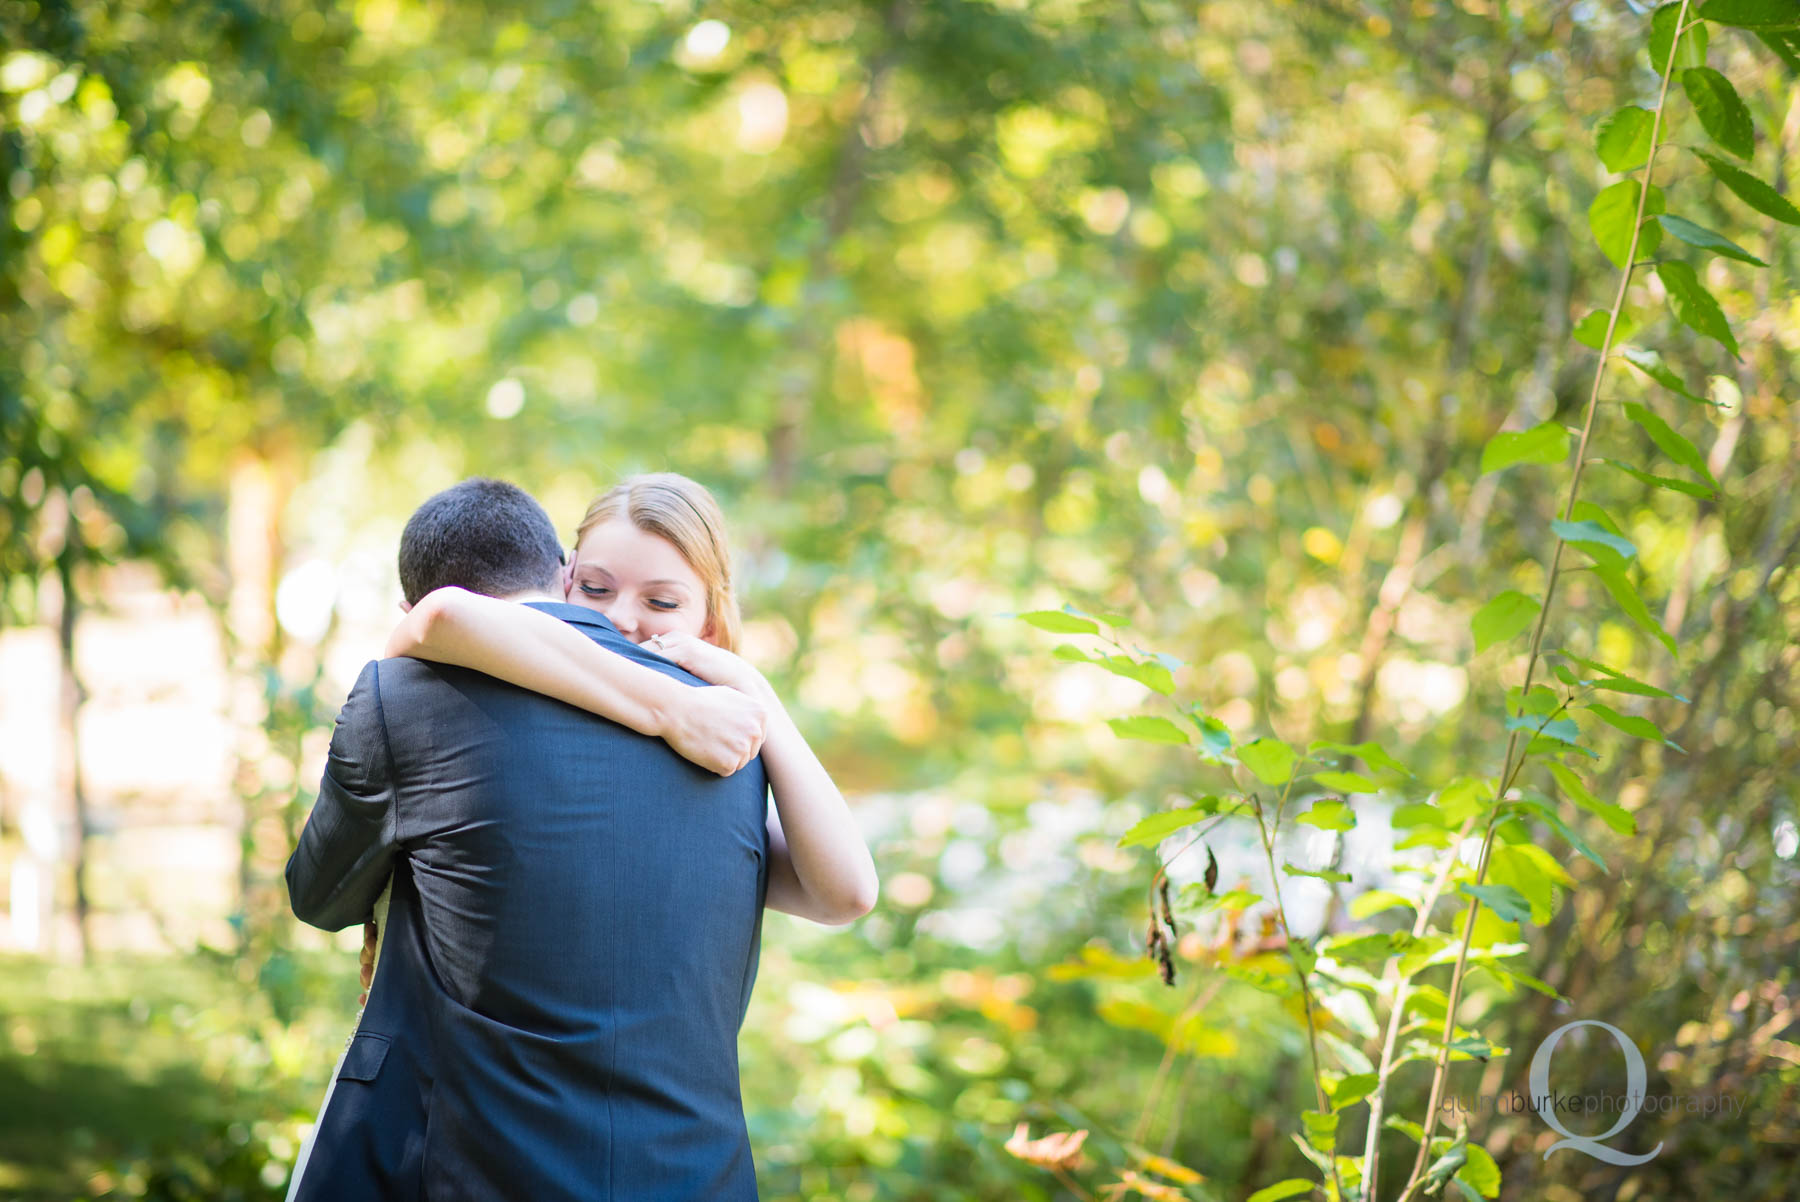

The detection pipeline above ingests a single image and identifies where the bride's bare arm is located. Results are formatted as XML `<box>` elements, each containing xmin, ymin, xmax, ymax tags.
<box><xmin>386</xmin><ymin>587</ymin><xmax>765</xmax><ymax>776</ymax></box>
<box><xmin>651</xmin><ymin>633</ymin><xmax>878</xmax><ymax>926</ymax></box>
<box><xmin>756</xmin><ymin>692</ymin><xmax>880</xmax><ymax>925</ymax></box>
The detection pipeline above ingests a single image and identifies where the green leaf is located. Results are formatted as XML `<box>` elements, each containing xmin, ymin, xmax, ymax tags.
<box><xmin>1301</xmin><ymin>1107</ymin><xmax>1339</xmax><ymax>1153</ymax></box>
<box><xmin>1589</xmin><ymin>179</ymin><xmax>1665</xmax><ymax>268</ymax></box>
<box><xmin>1096</xmin><ymin>653</ymin><xmax>1177</xmax><ymax>696</ymax></box>
<box><xmin>1557</xmin><ymin>651</ymin><xmax>1623</xmax><ymax>679</ymax></box>
<box><xmin>1323</xmin><ymin>931</ymin><xmax>1410</xmax><ymax>966</ymax></box>
<box><xmin>1508</xmin><ymin>796</ymin><xmax>1609</xmax><ymax>872</ymax></box>
<box><xmin>1620</xmin><ymin>346</ymin><xmax>1713</xmax><ymax>405</ymax></box>
<box><xmin>1118</xmin><ymin>806</ymin><xmax>1209</xmax><ymax>849</ymax></box>
<box><xmin>1478</xmin><ymin>960</ymin><xmax>1568</xmax><ymax>1001</ymax></box>
<box><xmin>1328</xmin><ymin>1071</ymin><xmax>1379</xmax><ymax>1110</ymax></box>
<box><xmin>1296</xmin><ymin>799</ymin><xmax>1356</xmax><ymax>831</ymax></box>
<box><xmin>1682</xmin><ymin>67</ymin><xmax>1756</xmax><ymax>159</ymax></box>
<box><xmin>1489</xmin><ymin>843</ymin><xmax>1570</xmax><ymax>923</ymax></box>
<box><xmin>1651</xmin><ymin>2</ymin><xmax>1710</xmax><ymax>73</ymax></box>
<box><xmin>1439</xmin><ymin>778</ymin><xmax>1494</xmax><ymax>824</ymax></box>
<box><xmin>1479</xmin><ymin>421</ymin><xmax>1569</xmax><ymax>474</ymax></box>
<box><xmin>1573</xmin><ymin>311</ymin><xmax>1609</xmax><ymax>349</ymax></box>
<box><xmin>1510</xmin><ymin>682</ymin><xmax>1562</xmax><ymax>717</ymax></box>
<box><xmin>1459</xmin><ymin>882</ymin><xmax>1535</xmax><ymax>925</ymax></box>
<box><xmin>1312</xmin><ymin>770</ymin><xmax>1376</xmax><ymax>792</ymax></box>
<box><xmin>1289</xmin><ymin>1133</ymin><xmax>1331</xmax><ymax>1175</ymax></box>
<box><xmin>1625</xmin><ymin>401</ymin><xmax>1720</xmax><ymax>490</ymax></box>
<box><xmin>1108</xmin><ymin>715</ymin><xmax>1191</xmax><ymax>745</ymax></box>
<box><xmin>1308</xmin><ymin>740</ymin><xmax>1411</xmax><ymax>777</ymax></box>
<box><xmin>1544</xmin><ymin>760</ymin><xmax>1636</xmax><ymax>834</ymax></box>
<box><xmin>1657</xmin><ymin>214</ymin><xmax>1767</xmax><ymax>265</ymax></box>
<box><xmin>1284</xmin><ymin>862</ymin><xmax>1352</xmax><ymax>883</ymax></box>
<box><xmin>1246</xmin><ymin>1181</ymin><xmax>1315</xmax><ymax>1202</ymax></box>
<box><xmin>1392</xmin><ymin>801</ymin><xmax>1448</xmax><ymax>830</ymax></box>
<box><xmin>1506</xmin><ymin>714</ymin><xmax>1581</xmax><ymax>744</ymax></box>
<box><xmin>1350</xmin><ymin>889</ymin><xmax>1416</xmax><ymax>919</ymax></box>
<box><xmin>1472</xmin><ymin>590</ymin><xmax>1542</xmax><ymax>653</ymax></box>
<box><xmin>1573</xmin><ymin>307</ymin><xmax>1640</xmax><ymax>350</ymax></box>
<box><xmin>1555</xmin><ymin>653</ymin><xmax>1687</xmax><ymax>700</ymax></box>
<box><xmin>1656</xmin><ymin>259</ymin><xmax>1740</xmax><ymax>357</ymax></box>
<box><xmin>1586</xmin><ymin>701</ymin><xmax>1684</xmax><ymax>751</ymax></box>
<box><xmin>1178</xmin><ymin>885</ymin><xmax>1261</xmax><ymax>912</ymax></box>
<box><xmin>1590</xmin><ymin>563</ymin><xmax>1679</xmax><ymax>656</ymax></box>
<box><xmin>1384</xmin><ymin>1116</ymin><xmax>1427</xmax><ymax>1143</ymax></box>
<box><xmin>1595</xmin><ymin>105</ymin><xmax>1656</xmax><ymax>171</ymax></box>
<box><xmin>1695</xmin><ymin>150</ymin><xmax>1800</xmax><ymax>225</ymax></box>
<box><xmin>1052</xmin><ymin>643</ymin><xmax>1094</xmax><ymax>663</ymax></box>
<box><xmin>1422</xmin><ymin>1142</ymin><xmax>1469</xmax><ymax>1195</ymax></box>
<box><xmin>1590</xmin><ymin>674</ymin><xmax>1687</xmax><ymax>701</ymax></box>
<box><xmin>1758</xmin><ymin>28</ymin><xmax>1800</xmax><ymax>71</ymax></box>
<box><xmin>1552</xmin><ymin>518</ymin><xmax>1638</xmax><ymax>564</ymax></box>
<box><xmin>1599</xmin><ymin>458</ymin><xmax>1716</xmax><ymax>498</ymax></box>
<box><xmin>1240</xmin><ymin>737</ymin><xmax>1299</xmax><ymax>785</ymax></box>
<box><xmin>1459</xmin><ymin>1144</ymin><xmax>1503</xmax><ymax>1198</ymax></box>
<box><xmin>1397</xmin><ymin>935</ymin><xmax>1453</xmax><ymax>979</ymax></box>
<box><xmin>1019</xmin><ymin>609</ymin><xmax>1099</xmax><ymax>634</ymax></box>
<box><xmin>1190</xmin><ymin>712</ymin><xmax>1234</xmax><ymax>757</ymax></box>
<box><xmin>1699</xmin><ymin>0</ymin><xmax>1800</xmax><ymax>28</ymax></box>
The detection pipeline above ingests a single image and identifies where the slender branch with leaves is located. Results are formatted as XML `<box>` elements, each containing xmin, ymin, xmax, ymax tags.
<box><xmin>1008</xmin><ymin>3</ymin><xmax>1795</xmax><ymax>1199</ymax></box>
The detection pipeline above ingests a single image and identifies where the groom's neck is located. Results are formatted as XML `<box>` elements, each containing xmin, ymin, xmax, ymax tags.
<box><xmin>498</xmin><ymin>588</ymin><xmax>562</xmax><ymax>605</ymax></box>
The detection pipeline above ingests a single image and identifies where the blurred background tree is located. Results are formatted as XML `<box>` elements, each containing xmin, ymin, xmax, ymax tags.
<box><xmin>0</xmin><ymin>0</ymin><xmax>1795</xmax><ymax>1198</ymax></box>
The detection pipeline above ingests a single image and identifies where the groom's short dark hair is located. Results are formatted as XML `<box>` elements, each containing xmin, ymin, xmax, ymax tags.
<box><xmin>398</xmin><ymin>477</ymin><xmax>564</xmax><ymax>605</ymax></box>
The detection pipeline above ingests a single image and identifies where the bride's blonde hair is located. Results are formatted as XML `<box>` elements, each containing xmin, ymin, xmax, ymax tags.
<box><xmin>574</xmin><ymin>473</ymin><xmax>742</xmax><ymax>652</ymax></box>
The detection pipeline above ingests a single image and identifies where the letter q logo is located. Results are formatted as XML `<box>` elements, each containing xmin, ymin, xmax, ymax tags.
<box><xmin>1529</xmin><ymin>1020</ymin><xmax>1662</xmax><ymax>1165</ymax></box>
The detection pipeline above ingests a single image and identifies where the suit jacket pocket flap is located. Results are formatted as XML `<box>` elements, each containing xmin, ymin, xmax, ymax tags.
<box><xmin>339</xmin><ymin>1031</ymin><xmax>391</xmax><ymax>1082</ymax></box>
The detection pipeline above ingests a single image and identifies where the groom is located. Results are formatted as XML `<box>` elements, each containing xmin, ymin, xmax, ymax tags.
<box><xmin>284</xmin><ymin>477</ymin><xmax>771</xmax><ymax>1201</ymax></box>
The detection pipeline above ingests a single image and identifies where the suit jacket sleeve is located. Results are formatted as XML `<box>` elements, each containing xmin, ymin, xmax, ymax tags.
<box><xmin>286</xmin><ymin>659</ymin><xmax>400</xmax><ymax>932</ymax></box>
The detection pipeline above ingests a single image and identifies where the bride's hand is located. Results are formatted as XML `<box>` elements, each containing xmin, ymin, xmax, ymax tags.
<box><xmin>646</xmin><ymin>632</ymin><xmax>767</xmax><ymax>698</ymax></box>
<box><xmin>661</xmin><ymin>683</ymin><xmax>767</xmax><ymax>775</ymax></box>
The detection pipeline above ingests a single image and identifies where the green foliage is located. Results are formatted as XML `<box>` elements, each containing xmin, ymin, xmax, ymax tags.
<box><xmin>1238</xmin><ymin>738</ymin><xmax>1299</xmax><ymax>786</ymax></box>
<box><xmin>1594</xmin><ymin>106</ymin><xmax>1655</xmax><ymax>172</ymax></box>
<box><xmin>1470</xmin><ymin>591</ymin><xmax>1541</xmax><ymax>654</ymax></box>
<box><xmin>1681</xmin><ymin>67</ymin><xmax>1755</xmax><ymax>158</ymax></box>
<box><xmin>1694</xmin><ymin>150</ymin><xmax>1800</xmax><ymax>224</ymax></box>
<box><xmin>1589</xmin><ymin>179</ymin><xmax>1665</xmax><ymax>268</ymax></box>
<box><xmin>5</xmin><ymin>0</ymin><xmax>1796</xmax><ymax>1200</ymax></box>
<box><xmin>1657</xmin><ymin>214</ymin><xmax>1767</xmax><ymax>265</ymax></box>
<box><xmin>1649</xmin><ymin>3</ymin><xmax>1709</xmax><ymax>74</ymax></box>
<box><xmin>1477</xmin><ymin>422</ymin><xmax>1568</xmax><ymax>474</ymax></box>
<box><xmin>1655</xmin><ymin>260</ymin><xmax>1741</xmax><ymax>356</ymax></box>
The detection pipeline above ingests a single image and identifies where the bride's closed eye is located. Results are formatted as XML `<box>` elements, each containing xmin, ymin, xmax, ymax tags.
<box><xmin>577</xmin><ymin>582</ymin><xmax>679</xmax><ymax>611</ymax></box>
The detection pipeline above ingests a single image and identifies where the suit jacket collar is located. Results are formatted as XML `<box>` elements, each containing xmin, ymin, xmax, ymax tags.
<box><xmin>522</xmin><ymin>600</ymin><xmax>622</xmax><ymax>638</ymax></box>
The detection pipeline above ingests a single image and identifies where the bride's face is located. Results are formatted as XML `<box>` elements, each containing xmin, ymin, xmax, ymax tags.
<box><xmin>567</xmin><ymin>516</ymin><xmax>711</xmax><ymax>644</ymax></box>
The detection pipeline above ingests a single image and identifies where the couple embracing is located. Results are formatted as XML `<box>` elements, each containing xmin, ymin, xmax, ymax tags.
<box><xmin>283</xmin><ymin>473</ymin><xmax>878</xmax><ymax>1201</ymax></box>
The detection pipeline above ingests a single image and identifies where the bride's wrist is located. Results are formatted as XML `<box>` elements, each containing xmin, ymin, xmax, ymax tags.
<box><xmin>641</xmin><ymin>673</ymin><xmax>685</xmax><ymax>738</ymax></box>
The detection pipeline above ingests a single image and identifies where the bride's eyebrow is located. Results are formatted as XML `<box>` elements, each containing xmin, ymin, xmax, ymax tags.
<box><xmin>644</xmin><ymin>579</ymin><xmax>690</xmax><ymax>592</ymax></box>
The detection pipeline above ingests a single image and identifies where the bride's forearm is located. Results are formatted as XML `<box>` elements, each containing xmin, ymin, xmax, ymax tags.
<box><xmin>385</xmin><ymin>588</ymin><xmax>683</xmax><ymax>738</ymax></box>
<box><xmin>758</xmin><ymin>695</ymin><xmax>878</xmax><ymax>925</ymax></box>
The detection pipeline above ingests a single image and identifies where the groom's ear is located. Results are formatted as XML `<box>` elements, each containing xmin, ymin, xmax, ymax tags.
<box><xmin>399</xmin><ymin>600</ymin><xmax>413</xmax><ymax>614</ymax></box>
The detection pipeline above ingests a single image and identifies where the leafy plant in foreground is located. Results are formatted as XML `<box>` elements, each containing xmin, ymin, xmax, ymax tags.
<box><xmin>1009</xmin><ymin>2</ymin><xmax>1792</xmax><ymax>1199</ymax></box>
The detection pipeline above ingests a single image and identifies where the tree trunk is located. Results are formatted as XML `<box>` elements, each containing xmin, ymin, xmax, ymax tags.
<box><xmin>54</xmin><ymin>511</ymin><xmax>92</xmax><ymax>963</ymax></box>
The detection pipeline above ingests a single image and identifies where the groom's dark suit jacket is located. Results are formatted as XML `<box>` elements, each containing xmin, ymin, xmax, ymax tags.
<box><xmin>284</xmin><ymin>602</ymin><xmax>769</xmax><ymax>1202</ymax></box>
